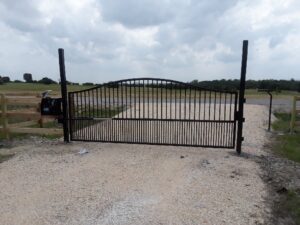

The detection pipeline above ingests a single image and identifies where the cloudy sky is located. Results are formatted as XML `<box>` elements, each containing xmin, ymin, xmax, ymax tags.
<box><xmin>0</xmin><ymin>0</ymin><xmax>299</xmax><ymax>83</ymax></box>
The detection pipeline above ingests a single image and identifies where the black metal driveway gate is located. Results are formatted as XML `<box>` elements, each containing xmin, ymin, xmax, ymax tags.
<box><xmin>59</xmin><ymin>40</ymin><xmax>248</xmax><ymax>153</ymax></box>
<box><xmin>68</xmin><ymin>78</ymin><xmax>238</xmax><ymax>148</ymax></box>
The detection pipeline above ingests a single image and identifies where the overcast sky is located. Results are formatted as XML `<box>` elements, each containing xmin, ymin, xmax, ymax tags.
<box><xmin>0</xmin><ymin>0</ymin><xmax>299</xmax><ymax>83</ymax></box>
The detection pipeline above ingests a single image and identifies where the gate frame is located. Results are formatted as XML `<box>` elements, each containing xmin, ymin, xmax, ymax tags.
<box><xmin>58</xmin><ymin>40</ymin><xmax>248</xmax><ymax>154</ymax></box>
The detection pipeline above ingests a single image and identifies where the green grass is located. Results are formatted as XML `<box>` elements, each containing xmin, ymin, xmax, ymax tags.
<box><xmin>29</xmin><ymin>121</ymin><xmax>63</xmax><ymax>139</ymax></box>
<box><xmin>278</xmin><ymin>190</ymin><xmax>300</xmax><ymax>224</ymax></box>
<box><xmin>245</xmin><ymin>89</ymin><xmax>299</xmax><ymax>99</ymax></box>
<box><xmin>78</xmin><ymin>106</ymin><xmax>125</xmax><ymax>118</ymax></box>
<box><xmin>272</xmin><ymin>113</ymin><xmax>293</xmax><ymax>132</ymax></box>
<box><xmin>271</xmin><ymin>113</ymin><xmax>300</xmax><ymax>224</ymax></box>
<box><xmin>0</xmin><ymin>131</ymin><xmax>61</xmax><ymax>141</ymax></box>
<box><xmin>275</xmin><ymin>134</ymin><xmax>300</xmax><ymax>162</ymax></box>
<box><xmin>0</xmin><ymin>131</ymin><xmax>26</xmax><ymax>140</ymax></box>
<box><xmin>272</xmin><ymin>112</ymin><xmax>300</xmax><ymax>162</ymax></box>
<box><xmin>0</xmin><ymin>83</ymin><xmax>94</xmax><ymax>95</ymax></box>
<box><xmin>29</xmin><ymin>120</ymin><xmax>61</xmax><ymax>128</ymax></box>
<box><xmin>0</xmin><ymin>120</ymin><xmax>62</xmax><ymax>141</ymax></box>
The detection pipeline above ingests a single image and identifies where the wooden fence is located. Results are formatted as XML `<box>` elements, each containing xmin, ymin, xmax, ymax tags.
<box><xmin>0</xmin><ymin>93</ymin><xmax>62</xmax><ymax>139</ymax></box>
<box><xmin>290</xmin><ymin>96</ymin><xmax>300</xmax><ymax>132</ymax></box>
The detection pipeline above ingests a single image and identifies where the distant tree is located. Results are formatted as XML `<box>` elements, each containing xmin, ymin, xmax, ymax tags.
<box><xmin>245</xmin><ymin>79</ymin><xmax>258</xmax><ymax>89</ymax></box>
<box><xmin>61</xmin><ymin>81</ymin><xmax>79</xmax><ymax>85</ymax></box>
<box><xmin>14</xmin><ymin>80</ymin><xmax>23</xmax><ymax>83</ymax></box>
<box><xmin>59</xmin><ymin>80</ymin><xmax>72</xmax><ymax>85</ymax></box>
<box><xmin>106</xmin><ymin>82</ymin><xmax>118</xmax><ymax>88</ymax></box>
<box><xmin>82</xmin><ymin>82</ymin><xmax>94</xmax><ymax>86</ymax></box>
<box><xmin>190</xmin><ymin>79</ymin><xmax>199</xmax><ymax>85</ymax></box>
<box><xmin>23</xmin><ymin>73</ymin><xmax>33</xmax><ymax>83</ymax></box>
<box><xmin>258</xmin><ymin>80</ymin><xmax>268</xmax><ymax>89</ymax></box>
<box><xmin>38</xmin><ymin>77</ymin><xmax>57</xmax><ymax>85</ymax></box>
<box><xmin>1</xmin><ymin>76</ymin><xmax>10</xmax><ymax>83</ymax></box>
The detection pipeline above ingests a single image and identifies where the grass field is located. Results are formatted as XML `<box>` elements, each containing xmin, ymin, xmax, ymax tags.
<box><xmin>0</xmin><ymin>83</ymin><xmax>94</xmax><ymax>95</ymax></box>
<box><xmin>0</xmin><ymin>83</ymin><xmax>298</xmax><ymax>98</ymax></box>
<box><xmin>245</xmin><ymin>89</ymin><xmax>299</xmax><ymax>99</ymax></box>
<box><xmin>272</xmin><ymin>112</ymin><xmax>300</xmax><ymax>162</ymax></box>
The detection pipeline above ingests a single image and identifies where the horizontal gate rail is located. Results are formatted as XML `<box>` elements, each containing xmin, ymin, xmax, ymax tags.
<box><xmin>70</xmin><ymin>118</ymin><xmax>235</xmax><ymax>123</ymax></box>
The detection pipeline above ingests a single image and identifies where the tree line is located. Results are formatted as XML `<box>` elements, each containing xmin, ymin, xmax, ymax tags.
<box><xmin>0</xmin><ymin>73</ymin><xmax>59</xmax><ymax>85</ymax></box>
<box><xmin>190</xmin><ymin>79</ymin><xmax>300</xmax><ymax>92</ymax></box>
<box><xmin>105</xmin><ymin>79</ymin><xmax>300</xmax><ymax>92</ymax></box>
<box><xmin>0</xmin><ymin>73</ymin><xmax>299</xmax><ymax>92</ymax></box>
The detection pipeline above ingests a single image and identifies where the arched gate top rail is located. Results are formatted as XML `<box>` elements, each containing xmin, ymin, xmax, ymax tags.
<box><xmin>69</xmin><ymin>77</ymin><xmax>237</xmax><ymax>95</ymax></box>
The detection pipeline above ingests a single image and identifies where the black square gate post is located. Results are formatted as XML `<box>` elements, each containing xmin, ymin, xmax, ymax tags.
<box><xmin>236</xmin><ymin>40</ymin><xmax>248</xmax><ymax>154</ymax></box>
<box><xmin>58</xmin><ymin>48</ymin><xmax>70</xmax><ymax>143</ymax></box>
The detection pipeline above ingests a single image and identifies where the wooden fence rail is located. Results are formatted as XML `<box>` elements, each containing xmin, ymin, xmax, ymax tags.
<box><xmin>0</xmin><ymin>93</ymin><xmax>62</xmax><ymax>139</ymax></box>
<box><xmin>290</xmin><ymin>96</ymin><xmax>300</xmax><ymax>132</ymax></box>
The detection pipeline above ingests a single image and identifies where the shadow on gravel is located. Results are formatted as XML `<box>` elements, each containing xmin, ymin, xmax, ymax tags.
<box><xmin>227</xmin><ymin>151</ymin><xmax>257</xmax><ymax>159</ymax></box>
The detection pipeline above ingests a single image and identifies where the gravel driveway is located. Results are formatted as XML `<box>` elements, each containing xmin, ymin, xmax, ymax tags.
<box><xmin>0</xmin><ymin>105</ymin><xmax>271</xmax><ymax>225</ymax></box>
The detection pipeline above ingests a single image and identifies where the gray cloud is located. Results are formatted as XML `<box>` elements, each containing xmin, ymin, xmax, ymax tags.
<box><xmin>99</xmin><ymin>0</ymin><xmax>178</xmax><ymax>28</ymax></box>
<box><xmin>0</xmin><ymin>0</ymin><xmax>299</xmax><ymax>83</ymax></box>
<box><xmin>0</xmin><ymin>0</ymin><xmax>44</xmax><ymax>32</ymax></box>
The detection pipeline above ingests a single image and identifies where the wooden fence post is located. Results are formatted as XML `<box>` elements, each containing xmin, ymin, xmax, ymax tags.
<box><xmin>37</xmin><ymin>102</ymin><xmax>44</xmax><ymax>128</ymax></box>
<box><xmin>1</xmin><ymin>94</ymin><xmax>9</xmax><ymax>139</ymax></box>
<box><xmin>290</xmin><ymin>96</ymin><xmax>300</xmax><ymax>133</ymax></box>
